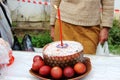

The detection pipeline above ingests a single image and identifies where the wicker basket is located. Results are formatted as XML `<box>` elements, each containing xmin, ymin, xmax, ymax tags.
<box><xmin>42</xmin><ymin>44</ymin><xmax>84</xmax><ymax>68</ymax></box>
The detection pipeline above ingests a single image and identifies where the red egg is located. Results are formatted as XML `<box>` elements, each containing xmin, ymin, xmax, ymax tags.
<box><xmin>63</xmin><ymin>66</ymin><xmax>75</xmax><ymax>78</ymax></box>
<box><xmin>74</xmin><ymin>62</ymin><xmax>86</xmax><ymax>74</ymax></box>
<box><xmin>33</xmin><ymin>55</ymin><xmax>43</xmax><ymax>62</ymax></box>
<box><xmin>32</xmin><ymin>60</ymin><xmax>44</xmax><ymax>71</ymax></box>
<box><xmin>39</xmin><ymin>65</ymin><xmax>51</xmax><ymax>76</ymax></box>
<box><xmin>50</xmin><ymin>66</ymin><xmax>63</xmax><ymax>79</ymax></box>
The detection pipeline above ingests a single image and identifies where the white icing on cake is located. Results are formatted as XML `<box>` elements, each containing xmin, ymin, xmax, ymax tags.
<box><xmin>43</xmin><ymin>41</ymin><xmax>83</xmax><ymax>57</ymax></box>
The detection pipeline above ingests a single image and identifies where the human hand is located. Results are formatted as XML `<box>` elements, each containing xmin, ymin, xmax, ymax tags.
<box><xmin>99</xmin><ymin>27</ymin><xmax>110</xmax><ymax>44</ymax></box>
<box><xmin>50</xmin><ymin>25</ymin><xmax>55</xmax><ymax>41</ymax></box>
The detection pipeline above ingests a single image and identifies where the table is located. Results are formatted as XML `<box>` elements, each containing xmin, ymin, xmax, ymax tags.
<box><xmin>1</xmin><ymin>50</ymin><xmax>120</xmax><ymax>80</ymax></box>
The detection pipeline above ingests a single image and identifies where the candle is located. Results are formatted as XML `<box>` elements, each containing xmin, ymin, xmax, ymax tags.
<box><xmin>54</xmin><ymin>5</ymin><xmax>63</xmax><ymax>46</ymax></box>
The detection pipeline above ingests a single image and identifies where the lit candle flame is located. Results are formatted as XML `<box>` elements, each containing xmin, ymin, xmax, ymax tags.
<box><xmin>54</xmin><ymin>5</ymin><xmax>58</xmax><ymax>9</ymax></box>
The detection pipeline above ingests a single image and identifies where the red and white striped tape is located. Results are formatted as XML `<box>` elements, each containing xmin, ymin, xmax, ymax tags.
<box><xmin>17</xmin><ymin>0</ymin><xmax>49</xmax><ymax>5</ymax></box>
<box><xmin>115</xmin><ymin>9</ymin><xmax>120</xmax><ymax>13</ymax></box>
<box><xmin>100</xmin><ymin>8</ymin><xmax>120</xmax><ymax>13</ymax></box>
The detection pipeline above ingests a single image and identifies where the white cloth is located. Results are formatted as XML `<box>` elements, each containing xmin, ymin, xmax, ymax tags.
<box><xmin>1</xmin><ymin>50</ymin><xmax>120</xmax><ymax>80</ymax></box>
<box><xmin>0</xmin><ymin>1</ymin><xmax>13</xmax><ymax>47</ymax></box>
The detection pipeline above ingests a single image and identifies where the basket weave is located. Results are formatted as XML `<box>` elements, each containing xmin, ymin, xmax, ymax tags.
<box><xmin>42</xmin><ymin>44</ymin><xmax>84</xmax><ymax>68</ymax></box>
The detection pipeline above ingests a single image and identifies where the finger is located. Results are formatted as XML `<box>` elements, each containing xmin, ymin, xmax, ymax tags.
<box><xmin>51</xmin><ymin>37</ymin><xmax>54</xmax><ymax>41</ymax></box>
<box><xmin>99</xmin><ymin>37</ymin><xmax>105</xmax><ymax>44</ymax></box>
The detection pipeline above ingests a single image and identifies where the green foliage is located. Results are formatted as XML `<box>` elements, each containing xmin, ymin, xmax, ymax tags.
<box><xmin>109</xmin><ymin>45</ymin><xmax>120</xmax><ymax>55</ymax></box>
<box><xmin>108</xmin><ymin>19</ymin><xmax>120</xmax><ymax>54</ymax></box>
<box><xmin>108</xmin><ymin>19</ymin><xmax>120</xmax><ymax>46</ymax></box>
<box><xmin>17</xmin><ymin>31</ymin><xmax>52</xmax><ymax>48</ymax></box>
<box><xmin>31</xmin><ymin>32</ymin><xmax>53</xmax><ymax>48</ymax></box>
<box><xmin>12</xmin><ymin>21</ymin><xmax>17</xmax><ymax>27</ymax></box>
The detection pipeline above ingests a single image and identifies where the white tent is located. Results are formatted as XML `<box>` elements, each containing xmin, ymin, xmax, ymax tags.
<box><xmin>7</xmin><ymin>0</ymin><xmax>50</xmax><ymax>21</ymax></box>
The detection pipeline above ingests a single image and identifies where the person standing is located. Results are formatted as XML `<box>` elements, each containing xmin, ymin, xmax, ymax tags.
<box><xmin>50</xmin><ymin>0</ymin><xmax>114</xmax><ymax>54</ymax></box>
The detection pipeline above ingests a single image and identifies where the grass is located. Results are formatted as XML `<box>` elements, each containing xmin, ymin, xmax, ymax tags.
<box><xmin>31</xmin><ymin>31</ymin><xmax>53</xmax><ymax>48</ymax></box>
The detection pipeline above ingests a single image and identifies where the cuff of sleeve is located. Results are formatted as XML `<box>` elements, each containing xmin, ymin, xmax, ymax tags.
<box><xmin>100</xmin><ymin>21</ymin><xmax>113</xmax><ymax>28</ymax></box>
